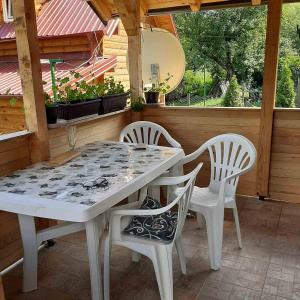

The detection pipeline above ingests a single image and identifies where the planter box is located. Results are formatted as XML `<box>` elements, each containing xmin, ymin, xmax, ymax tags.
<box><xmin>100</xmin><ymin>93</ymin><xmax>128</xmax><ymax>115</ymax></box>
<box><xmin>46</xmin><ymin>105</ymin><xmax>58</xmax><ymax>124</ymax></box>
<box><xmin>145</xmin><ymin>91</ymin><xmax>159</xmax><ymax>104</ymax></box>
<box><xmin>57</xmin><ymin>98</ymin><xmax>101</xmax><ymax>120</ymax></box>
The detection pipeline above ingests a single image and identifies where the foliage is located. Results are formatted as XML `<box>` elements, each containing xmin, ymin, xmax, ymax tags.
<box><xmin>223</xmin><ymin>75</ymin><xmax>243</xmax><ymax>107</ymax></box>
<box><xmin>131</xmin><ymin>96</ymin><xmax>145</xmax><ymax>112</ymax></box>
<box><xmin>174</xmin><ymin>7</ymin><xmax>267</xmax><ymax>85</ymax></box>
<box><xmin>55</xmin><ymin>73</ymin><xmax>125</xmax><ymax>103</ymax></box>
<box><xmin>144</xmin><ymin>74</ymin><xmax>172</xmax><ymax>94</ymax></box>
<box><xmin>104</xmin><ymin>76</ymin><xmax>125</xmax><ymax>95</ymax></box>
<box><xmin>276</xmin><ymin>61</ymin><xmax>296</xmax><ymax>108</ymax></box>
<box><xmin>183</xmin><ymin>70</ymin><xmax>213</xmax><ymax>96</ymax></box>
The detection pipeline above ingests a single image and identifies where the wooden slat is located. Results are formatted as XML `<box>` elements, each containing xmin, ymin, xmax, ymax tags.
<box><xmin>256</xmin><ymin>0</ymin><xmax>282</xmax><ymax>197</ymax></box>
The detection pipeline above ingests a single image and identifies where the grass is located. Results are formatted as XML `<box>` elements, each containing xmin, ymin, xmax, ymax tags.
<box><xmin>191</xmin><ymin>97</ymin><xmax>223</xmax><ymax>107</ymax></box>
<box><xmin>167</xmin><ymin>97</ymin><xmax>224</xmax><ymax>107</ymax></box>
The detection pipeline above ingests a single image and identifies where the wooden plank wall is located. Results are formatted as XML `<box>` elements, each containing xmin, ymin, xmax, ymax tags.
<box><xmin>103</xmin><ymin>23</ymin><xmax>130</xmax><ymax>90</ymax></box>
<box><xmin>142</xmin><ymin>106</ymin><xmax>261</xmax><ymax>197</ymax></box>
<box><xmin>269</xmin><ymin>109</ymin><xmax>300</xmax><ymax>203</ymax></box>
<box><xmin>0</xmin><ymin>98</ymin><xmax>25</xmax><ymax>134</ymax></box>
<box><xmin>49</xmin><ymin>110</ymin><xmax>131</xmax><ymax>157</ymax></box>
<box><xmin>0</xmin><ymin>35</ymin><xmax>91</xmax><ymax>57</ymax></box>
<box><xmin>0</xmin><ymin>134</ymin><xmax>31</xmax><ymax>270</ymax></box>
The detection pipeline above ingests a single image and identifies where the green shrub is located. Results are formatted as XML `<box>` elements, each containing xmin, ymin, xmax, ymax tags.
<box><xmin>223</xmin><ymin>75</ymin><xmax>243</xmax><ymax>107</ymax></box>
<box><xmin>276</xmin><ymin>61</ymin><xmax>295</xmax><ymax>108</ymax></box>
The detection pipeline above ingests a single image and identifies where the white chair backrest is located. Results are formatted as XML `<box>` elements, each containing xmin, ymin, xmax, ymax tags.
<box><xmin>150</xmin><ymin>163</ymin><xmax>202</xmax><ymax>241</ymax></box>
<box><xmin>181</xmin><ymin>134</ymin><xmax>256</xmax><ymax>196</ymax></box>
<box><xmin>119</xmin><ymin>121</ymin><xmax>181</xmax><ymax>148</ymax></box>
<box><xmin>206</xmin><ymin>134</ymin><xmax>256</xmax><ymax>195</ymax></box>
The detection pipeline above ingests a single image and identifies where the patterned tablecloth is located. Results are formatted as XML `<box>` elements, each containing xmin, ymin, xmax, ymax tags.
<box><xmin>0</xmin><ymin>141</ymin><xmax>179</xmax><ymax>206</ymax></box>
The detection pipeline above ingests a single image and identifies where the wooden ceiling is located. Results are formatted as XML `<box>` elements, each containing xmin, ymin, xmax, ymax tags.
<box><xmin>88</xmin><ymin>0</ymin><xmax>300</xmax><ymax>22</ymax></box>
<box><xmin>87</xmin><ymin>0</ymin><xmax>299</xmax><ymax>36</ymax></box>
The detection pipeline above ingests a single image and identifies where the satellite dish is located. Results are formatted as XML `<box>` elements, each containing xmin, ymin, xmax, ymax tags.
<box><xmin>141</xmin><ymin>28</ymin><xmax>185</xmax><ymax>94</ymax></box>
<box><xmin>126</xmin><ymin>28</ymin><xmax>186</xmax><ymax>94</ymax></box>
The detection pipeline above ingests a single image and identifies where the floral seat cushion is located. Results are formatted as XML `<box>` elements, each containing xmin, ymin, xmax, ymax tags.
<box><xmin>123</xmin><ymin>196</ymin><xmax>177</xmax><ymax>242</ymax></box>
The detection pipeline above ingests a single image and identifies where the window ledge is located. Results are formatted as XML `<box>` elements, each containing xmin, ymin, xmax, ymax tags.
<box><xmin>0</xmin><ymin>130</ymin><xmax>32</xmax><ymax>142</ymax></box>
<box><xmin>48</xmin><ymin>108</ymin><xmax>130</xmax><ymax>129</ymax></box>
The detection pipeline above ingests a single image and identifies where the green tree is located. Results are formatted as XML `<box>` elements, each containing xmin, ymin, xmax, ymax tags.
<box><xmin>276</xmin><ymin>61</ymin><xmax>296</xmax><ymax>108</ymax></box>
<box><xmin>174</xmin><ymin>7</ymin><xmax>267</xmax><ymax>84</ymax></box>
<box><xmin>223</xmin><ymin>75</ymin><xmax>243</xmax><ymax>107</ymax></box>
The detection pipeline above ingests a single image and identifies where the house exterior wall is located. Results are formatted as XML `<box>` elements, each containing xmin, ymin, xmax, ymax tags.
<box><xmin>103</xmin><ymin>22</ymin><xmax>130</xmax><ymax>90</ymax></box>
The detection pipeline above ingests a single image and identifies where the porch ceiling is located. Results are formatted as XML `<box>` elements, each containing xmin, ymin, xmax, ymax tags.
<box><xmin>89</xmin><ymin>0</ymin><xmax>299</xmax><ymax>21</ymax></box>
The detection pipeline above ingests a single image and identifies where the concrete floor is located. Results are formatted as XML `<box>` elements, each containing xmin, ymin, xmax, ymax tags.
<box><xmin>3</xmin><ymin>197</ymin><xmax>300</xmax><ymax>300</ymax></box>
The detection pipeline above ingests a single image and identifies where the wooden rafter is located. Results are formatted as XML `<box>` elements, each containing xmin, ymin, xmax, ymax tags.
<box><xmin>87</xmin><ymin>0</ymin><xmax>112</xmax><ymax>23</ymax></box>
<box><xmin>251</xmin><ymin>0</ymin><xmax>261</xmax><ymax>5</ymax></box>
<box><xmin>188</xmin><ymin>0</ymin><xmax>202</xmax><ymax>12</ymax></box>
<box><xmin>113</xmin><ymin>0</ymin><xmax>141</xmax><ymax>36</ymax></box>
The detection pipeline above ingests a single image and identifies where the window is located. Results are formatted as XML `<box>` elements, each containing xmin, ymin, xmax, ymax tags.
<box><xmin>2</xmin><ymin>0</ymin><xmax>13</xmax><ymax>22</ymax></box>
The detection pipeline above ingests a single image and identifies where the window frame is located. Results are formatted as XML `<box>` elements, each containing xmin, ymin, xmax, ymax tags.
<box><xmin>2</xmin><ymin>0</ymin><xmax>13</xmax><ymax>23</ymax></box>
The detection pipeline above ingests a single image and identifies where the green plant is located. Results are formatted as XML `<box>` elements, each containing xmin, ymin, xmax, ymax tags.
<box><xmin>223</xmin><ymin>75</ymin><xmax>243</xmax><ymax>107</ymax></box>
<box><xmin>44</xmin><ymin>92</ymin><xmax>57</xmax><ymax>108</ymax></box>
<box><xmin>55</xmin><ymin>72</ymin><xmax>100</xmax><ymax>103</ymax></box>
<box><xmin>104</xmin><ymin>76</ymin><xmax>125</xmax><ymax>95</ymax></box>
<box><xmin>276</xmin><ymin>61</ymin><xmax>296</xmax><ymax>108</ymax></box>
<box><xmin>131</xmin><ymin>96</ymin><xmax>145</xmax><ymax>112</ymax></box>
<box><xmin>144</xmin><ymin>74</ymin><xmax>173</xmax><ymax>94</ymax></box>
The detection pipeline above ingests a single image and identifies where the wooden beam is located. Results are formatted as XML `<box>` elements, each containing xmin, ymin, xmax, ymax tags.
<box><xmin>0</xmin><ymin>277</ymin><xmax>5</xmax><ymax>300</ymax></box>
<box><xmin>189</xmin><ymin>0</ymin><xmax>202</xmax><ymax>11</ymax></box>
<box><xmin>114</xmin><ymin>0</ymin><xmax>143</xmax><ymax>98</ymax></box>
<box><xmin>257</xmin><ymin>0</ymin><xmax>282</xmax><ymax>197</ymax></box>
<box><xmin>87</xmin><ymin>0</ymin><xmax>112</xmax><ymax>23</ymax></box>
<box><xmin>12</xmin><ymin>0</ymin><xmax>49</xmax><ymax>163</ymax></box>
<box><xmin>251</xmin><ymin>0</ymin><xmax>261</xmax><ymax>5</ymax></box>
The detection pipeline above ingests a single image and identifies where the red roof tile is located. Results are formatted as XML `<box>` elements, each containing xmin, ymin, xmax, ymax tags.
<box><xmin>0</xmin><ymin>56</ymin><xmax>117</xmax><ymax>95</ymax></box>
<box><xmin>0</xmin><ymin>0</ymin><xmax>119</xmax><ymax>40</ymax></box>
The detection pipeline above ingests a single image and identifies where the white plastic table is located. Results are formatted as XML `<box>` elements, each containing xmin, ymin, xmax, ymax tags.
<box><xmin>0</xmin><ymin>141</ymin><xmax>184</xmax><ymax>300</ymax></box>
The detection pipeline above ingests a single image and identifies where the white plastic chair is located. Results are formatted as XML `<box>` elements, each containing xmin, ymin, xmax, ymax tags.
<box><xmin>174</xmin><ymin>134</ymin><xmax>256</xmax><ymax>270</ymax></box>
<box><xmin>103</xmin><ymin>163</ymin><xmax>202</xmax><ymax>300</ymax></box>
<box><xmin>120</xmin><ymin>121</ymin><xmax>181</xmax><ymax>202</ymax></box>
<box><xmin>119</xmin><ymin>121</ymin><xmax>181</xmax><ymax>148</ymax></box>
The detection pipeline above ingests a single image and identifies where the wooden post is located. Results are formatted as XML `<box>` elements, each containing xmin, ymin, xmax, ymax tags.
<box><xmin>12</xmin><ymin>0</ymin><xmax>49</xmax><ymax>163</ymax></box>
<box><xmin>257</xmin><ymin>0</ymin><xmax>282</xmax><ymax>197</ymax></box>
<box><xmin>114</xmin><ymin>0</ymin><xmax>143</xmax><ymax>99</ymax></box>
<box><xmin>0</xmin><ymin>277</ymin><xmax>5</xmax><ymax>300</ymax></box>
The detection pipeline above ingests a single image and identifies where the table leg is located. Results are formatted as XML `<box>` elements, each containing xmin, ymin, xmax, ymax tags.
<box><xmin>85</xmin><ymin>215</ymin><xmax>104</xmax><ymax>300</ymax></box>
<box><xmin>18</xmin><ymin>214</ymin><xmax>38</xmax><ymax>293</ymax></box>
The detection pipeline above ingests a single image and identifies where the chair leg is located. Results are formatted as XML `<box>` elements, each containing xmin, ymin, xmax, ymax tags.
<box><xmin>205</xmin><ymin>213</ymin><xmax>223</xmax><ymax>270</ymax></box>
<box><xmin>128</xmin><ymin>191</ymin><xmax>142</xmax><ymax>262</ymax></box>
<box><xmin>175</xmin><ymin>238</ymin><xmax>186</xmax><ymax>275</ymax></box>
<box><xmin>85</xmin><ymin>216</ymin><xmax>104</xmax><ymax>300</ymax></box>
<box><xmin>232</xmin><ymin>206</ymin><xmax>242</xmax><ymax>249</ymax></box>
<box><xmin>103</xmin><ymin>236</ymin><xmax>110</xmax><ymax>300</ymax></box>
<box><xmin>18</xmin><ymin>214</ymin><xmax>38</xmax><ymax>293</ymax></box>
<box><xmin>152</xmin><ymin>246</ymin><xmax>173</xmax><ymax>300</ymax></box>
<box><xmin>196</xmin><ymin>213</ymin><xmax>206</xmax><ymax>229</ymax></box>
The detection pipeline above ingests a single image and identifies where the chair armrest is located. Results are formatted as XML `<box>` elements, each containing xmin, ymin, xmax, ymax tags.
<box><xmin>218</xmin><ymin>165</ymin><xmax>254</xmax><ymax>203</ymax></box>
<box><xmin>149</xmin><ymin>163</ymin><xmax>203</xmax><ymax>187</ymax></box>
<box><xmin>180</xmin><ymin>144</ymin><xmax>207</xmax><ymax>166</ymax></box>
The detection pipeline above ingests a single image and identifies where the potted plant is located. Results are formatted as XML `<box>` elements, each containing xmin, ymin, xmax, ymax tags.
<box><xmin>99</xmin><ymin>76</ymin><xmax>129</xmax><ymax>114</ymax></box>
<box><xmin>144</xmin><ymin>74</ymin><xmax>172</xmax><ymax>104</ymax></box>
<box><xmin>55</xmin><ymin>72</ymin><xmax>102</xmax><ymax>120</ymax></box>
<box><xmin>45</xmin><ymin>92</ymin><xmax>59</xmax><ymax>124</ymax></box>
<box><xmin>131</xmin><ymin>96</ymin><xmax>145</xmax><ymax>122</ymax></box>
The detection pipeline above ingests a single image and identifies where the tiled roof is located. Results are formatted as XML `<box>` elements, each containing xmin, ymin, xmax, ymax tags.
<box><xmin>0</xmin><ymin>56</ymin><xmax>117</xmax><ymax>95</ymax></box>
<box><xmin>0</xmin><ymin>0</ymin><xmax>119</xmax><ymax>40</ymax></box>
